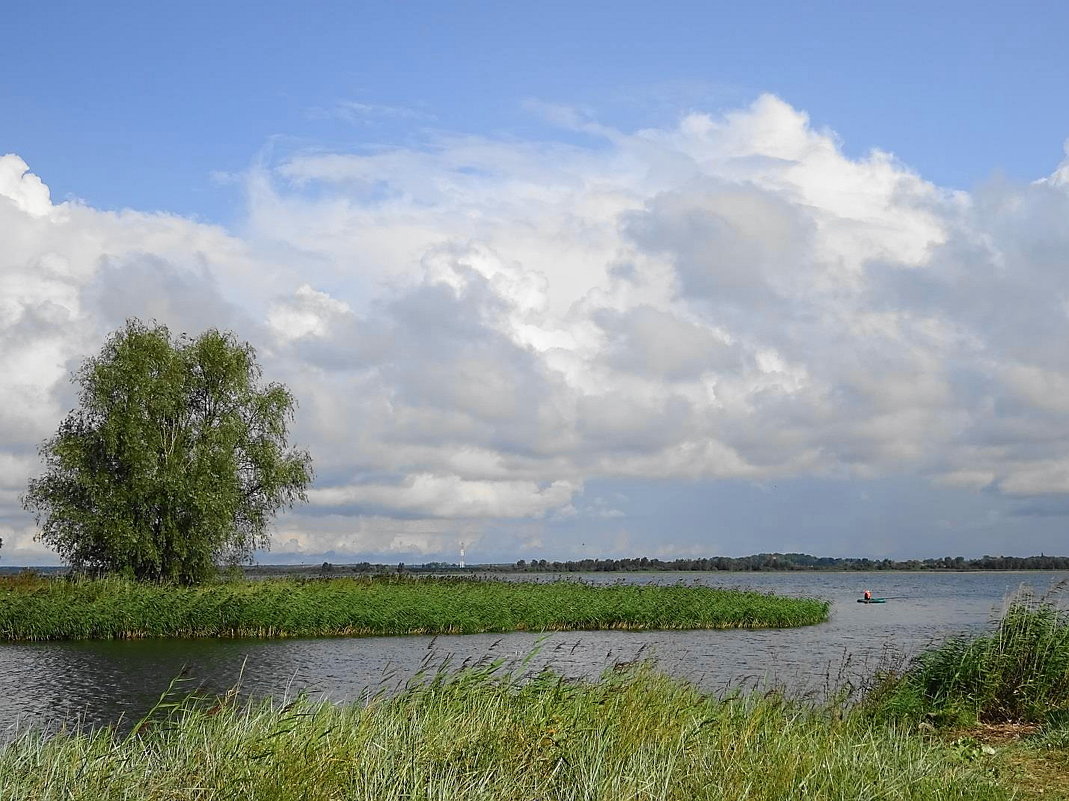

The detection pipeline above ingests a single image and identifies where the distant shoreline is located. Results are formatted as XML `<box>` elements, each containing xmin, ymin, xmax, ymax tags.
<box><xmin>4</xmin><ymin>552</ymin><xmax>1069</xmax><ymax>579</ymax></box>
<box><xmin>247</xmin><ymin>552</ymin><xmax>1069</xmax><ymax>577</ymax></box>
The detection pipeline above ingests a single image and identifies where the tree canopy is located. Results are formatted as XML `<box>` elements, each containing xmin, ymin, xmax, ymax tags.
<box><xmin>23</xmin><ymin>320</ymin><xmax>313</xmax><ymax>583</ymax></box>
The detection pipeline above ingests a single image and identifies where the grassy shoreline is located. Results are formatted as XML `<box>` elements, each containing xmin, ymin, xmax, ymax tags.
<box><xmin>0</xmin><ymin>574</ymin><xmax>829</xmax><ymax>641</ymax></box>
<box><xmin>0</xmin><ymin>662</ymin><xmax>1013</xmax><ymax>801</ymax></box>
<box><xmin>2</xmin><ymin>593</ymin><xmax>1068</xmax><ymax>799</ymax></box>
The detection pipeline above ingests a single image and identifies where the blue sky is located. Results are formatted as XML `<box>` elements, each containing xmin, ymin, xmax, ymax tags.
<box><xmin>3</xmin><ymin>2</ymin><xmax>1069</xmax><ymax>564</ymax></box>
<box><xmin>8</xmin><ymin>2</ymin><xmax>1069</xmax><ymax>216</ymax></box>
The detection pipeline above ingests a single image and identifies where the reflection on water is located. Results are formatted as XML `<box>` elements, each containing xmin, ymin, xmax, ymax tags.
<box><xmin>2</xmin><ymin>571</ymin><xmax>1065</xmax><ymax>737</ymax></box>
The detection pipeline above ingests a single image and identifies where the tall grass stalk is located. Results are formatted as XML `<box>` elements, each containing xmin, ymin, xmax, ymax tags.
<box><xmin>0</xmin><ymin>575</ymin><xmax>829</xmax><ymax>641</ymax></box>
<box><xmin>0</xmin><ymin>663</ymin><xmax>1008</xmax><ymax>801</ymax></box>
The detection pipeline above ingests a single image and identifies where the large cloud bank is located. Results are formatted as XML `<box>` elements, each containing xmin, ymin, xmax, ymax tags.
<box><xmin>3</xmin><ymin>95</ymin><xmax>1069</xmax><ymax>561</ymax></box>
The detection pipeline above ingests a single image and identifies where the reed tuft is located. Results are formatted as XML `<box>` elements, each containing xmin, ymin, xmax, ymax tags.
<box><xmin>864</xmin><ymin>588</ymin><xmax>1069</xmax><ymax>726</ymax></box>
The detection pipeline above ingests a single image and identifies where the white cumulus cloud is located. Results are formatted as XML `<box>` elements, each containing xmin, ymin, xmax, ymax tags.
<box><xmin>3</xmin><ymin>94</ymin><xmax>1069</xmax><ymax>562</ymax></box>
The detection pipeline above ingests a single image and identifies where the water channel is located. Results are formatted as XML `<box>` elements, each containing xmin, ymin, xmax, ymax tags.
<box><xmin>2</xmin><ymin>570</ymin><xmax>1066</xmax><ymax>737</ymax></box>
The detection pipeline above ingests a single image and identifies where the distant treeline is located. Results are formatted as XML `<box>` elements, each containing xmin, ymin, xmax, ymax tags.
<box><xmin>500</xmin><ymin>553</ymin><xmax>1069</xmax><ymax>573</ymax></box>
<box><xmin>259</xmin><ymin>552</ymin><xmax>1069</xmax><ymax>578</ymax></box>
<box><xmin>7</xmin><ymin>553</ymin><xmax>1068</xmax><ymax>581</ymax></box>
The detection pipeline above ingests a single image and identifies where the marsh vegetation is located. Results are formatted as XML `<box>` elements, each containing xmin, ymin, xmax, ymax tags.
<box><xmin>4</xmin><ymin>583</ymin><xmax>1068</xmax><ymax>799</ymax></box>
<box><xmin>0</xmin><ymin>661</ymin><xmax>1014</xmax><ymax>801</ymax></box>
<box><xmin>866</xmin><ymin>589</ymin><xmax>1069</xmax><ymax>727</ymax></box>
<box><xmin>0</xmin><ymin>574</ymin><xmax>830</xmax><ymax>641</ymax></box>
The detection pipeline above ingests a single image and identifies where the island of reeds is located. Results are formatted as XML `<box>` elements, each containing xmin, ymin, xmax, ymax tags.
<box><xmin>4</xmin><ymin>591</ymin><xmax>1068</xmax><ymax>800</ymax></box>
<box><xmin>0</xmin><ymin>573</ymin><xmax>829</xmax><ymax>641</ymax></box>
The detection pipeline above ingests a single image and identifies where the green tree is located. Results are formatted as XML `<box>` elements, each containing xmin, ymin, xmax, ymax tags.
<box><xmin>23</xmin><ymin>319</ymin><xmax>313</xmax><ymax>584</ymax></box>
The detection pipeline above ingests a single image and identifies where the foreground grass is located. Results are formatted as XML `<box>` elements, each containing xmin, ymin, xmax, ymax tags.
<box><xmin>1014</xmin><ymin>722</ymin><xmax>1069</xmax><ymax>798</ymax></box>
<box><xmin>944</xmin><ymin>722</ymin><xmax>1069</xmax><ymax>800</ymax></box>
<box><xmin>0</xmin><ymin>662</ymin><xmax>1010</xmax><ymax>801</ymax></box>
<box><xmin>0</xmin><ymin>574</ymin><xmax>829</xmax><ymax>641</ymax></box>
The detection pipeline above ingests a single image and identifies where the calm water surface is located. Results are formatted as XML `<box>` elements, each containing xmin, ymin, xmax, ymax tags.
<box><xmin>2</xmin><ymin>571</ymin><xmax>1066</xmax><ymax>737</ymax></box>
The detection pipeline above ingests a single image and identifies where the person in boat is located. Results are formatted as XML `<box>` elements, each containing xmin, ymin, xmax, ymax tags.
<box><xmin>863</xmin><ymin>589</ymin><xmax>872</xmax><ymax>602</ymax></box>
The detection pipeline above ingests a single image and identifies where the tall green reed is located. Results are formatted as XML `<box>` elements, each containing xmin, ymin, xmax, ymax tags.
<box><xmin>0</xmin><ymin>575</ymin><xmax>830</xmax><ymax>641</ymax></box>
<box><xmin>865</xmin><ymin>588</ymin><xmax>1069</xmax><ymax>726</ymax></box>
<box><xmin>0</xmin><ymin>662</ymin><xmax>1008</xmax><ymax>801</ymax></box>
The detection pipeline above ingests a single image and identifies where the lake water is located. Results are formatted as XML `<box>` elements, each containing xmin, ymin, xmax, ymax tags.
<box><xmin>2</xmin><ymin>571</ymin><xmax>1066</xmax><ymax>737</ymax></box>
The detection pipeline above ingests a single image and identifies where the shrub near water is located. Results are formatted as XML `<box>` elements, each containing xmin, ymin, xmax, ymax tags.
<box><xmin>866</xmin><ymin>590</ymin><xmax>1069</xmax><ymax>726</ymax></box>
<box><xmin>0</xmin><ymin>575</ymin><xmax>829</xmax><ymax>641</ymax></box>
<box><xmin>0</xmin><ymin>663</ymin><xmax>1009</xmax><ymax>801</ymax></box>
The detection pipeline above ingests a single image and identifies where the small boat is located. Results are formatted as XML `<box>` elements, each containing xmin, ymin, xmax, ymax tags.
<box><xmin>857</xmin><ymin>598</ymin><xmax>886</xmax><ymax>604</ymax></box>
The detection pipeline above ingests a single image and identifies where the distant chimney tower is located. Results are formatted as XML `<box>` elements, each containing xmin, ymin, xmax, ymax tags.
<box><xmin>459</xmin><ymin>541</ymin><xmax>465</xmax><ymax>569</ymax></box>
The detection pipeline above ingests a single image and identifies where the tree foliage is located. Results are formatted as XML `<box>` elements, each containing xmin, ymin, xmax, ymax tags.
<box><xmin>23</xmin><ymin>320</ymin><xmax>313</xmax><ymax>584</ymax></box>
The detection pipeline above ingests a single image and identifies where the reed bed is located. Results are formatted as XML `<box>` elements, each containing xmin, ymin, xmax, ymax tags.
<box><xmin>0</xmin><ymin>575</ymin><xmax>829</xmax><ymax>641</ymax></box>
<box><xmin>0</xmin><ymin>662</ymin><xmax>1009</xmax><ymax>801</ymax></box>
<box><xmin>865</xmin><ymin>590</ymin><xmax>1069</xmax><ymax>726</ymax></box>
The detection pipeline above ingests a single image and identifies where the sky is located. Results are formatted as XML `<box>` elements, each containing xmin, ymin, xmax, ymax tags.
<box><xmin>3</xmin><ymin>1</ymin><xmax>1069</xmax><ymax>565</ymax></box>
